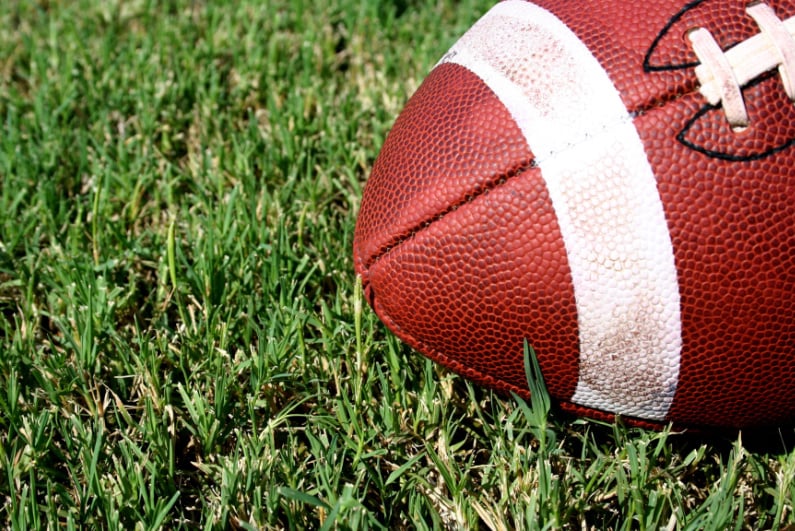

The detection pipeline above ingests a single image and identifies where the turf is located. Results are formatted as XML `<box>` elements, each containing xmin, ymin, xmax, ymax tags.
<box><xmin>1</xmin><ymin>0</ymin><xmax>794</xmax><ymax>529</ymax></box>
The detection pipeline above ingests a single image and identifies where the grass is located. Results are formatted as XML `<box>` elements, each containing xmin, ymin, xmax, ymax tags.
<box><xmin>1</xmin><ymin>0</ymin><xmax>794</xmax><ymax>528</ymax></box>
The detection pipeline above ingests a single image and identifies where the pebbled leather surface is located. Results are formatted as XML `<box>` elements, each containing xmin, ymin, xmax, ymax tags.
<box><xmin>354</xmin><ymin>0</ymin><xmax>795</xmax><ymax>429</ymax></box>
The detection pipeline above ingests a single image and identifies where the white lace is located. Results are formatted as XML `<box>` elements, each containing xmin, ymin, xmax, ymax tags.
<box><xmin>688</xmin><ymin>3</ymin><xmax>795</xmax><ymax>131</ymax></box>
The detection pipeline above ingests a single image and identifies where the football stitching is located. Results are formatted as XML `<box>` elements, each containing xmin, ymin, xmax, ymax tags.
<box><xmin>643</xmin><ymin>0</ymin><xmax>705</xmax><ymax>72</ymax></box>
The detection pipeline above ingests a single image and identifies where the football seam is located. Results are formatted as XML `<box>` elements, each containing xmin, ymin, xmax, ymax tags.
<box><xmin>361</xmin><ymin>156</ymin><xmax>537</xmax><ymax>271</ymax></box>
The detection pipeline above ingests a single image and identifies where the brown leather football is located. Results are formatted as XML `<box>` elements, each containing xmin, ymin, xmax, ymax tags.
<box><xmin>353</xmin><ymin>0</ymin><xmax>795</xmax><ymax>429</ymax></box>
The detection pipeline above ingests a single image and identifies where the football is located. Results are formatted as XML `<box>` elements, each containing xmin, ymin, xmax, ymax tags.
<box><xmin>353</xmin><ymin>0</ymin><xmax>795</xmax><ymax>429</ymax></box>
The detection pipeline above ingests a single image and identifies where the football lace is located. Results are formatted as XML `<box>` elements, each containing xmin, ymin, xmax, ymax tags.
<box><xmin>688</xmin><ymin>2</ymin><xmax>795</xmax><ymax>131</ymax></box>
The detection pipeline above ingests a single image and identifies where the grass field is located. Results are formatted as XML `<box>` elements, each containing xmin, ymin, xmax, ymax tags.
<box><xmin>1</xmin><ymin>0</ymin><xmax>794</xmax><ymax>528</ymax></box>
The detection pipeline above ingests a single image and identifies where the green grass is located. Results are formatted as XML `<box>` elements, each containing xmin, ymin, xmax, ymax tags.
<box><xmin>1</xmin><ymin>0</ymin><xmax>794</xmax><ymax>528</ymax></box>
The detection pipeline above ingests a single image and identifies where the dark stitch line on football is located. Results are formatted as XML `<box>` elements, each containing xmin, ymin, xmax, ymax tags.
<box><xmin>642</xmin><ymin>0</ymin><xmax>706</xmax><ymax>74</ymax></box>
<box><xmin>676</xmin><ymin>72</ymin><xmax>795</xmax><ymax>161</ymax></box>
<box><xmin>362</xmin><ymin>158</ymin><xmax>538</xmax><ymax>271</ymax></box>
<box><xmin>629</xmin><ymin>70</ymin><xmax>794</xmax><ymax>160</ymax></box>
<box><xmin>679</xmin><ymin>109</ymin><xmax>795</xmax><ymax>161</ymax></box>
